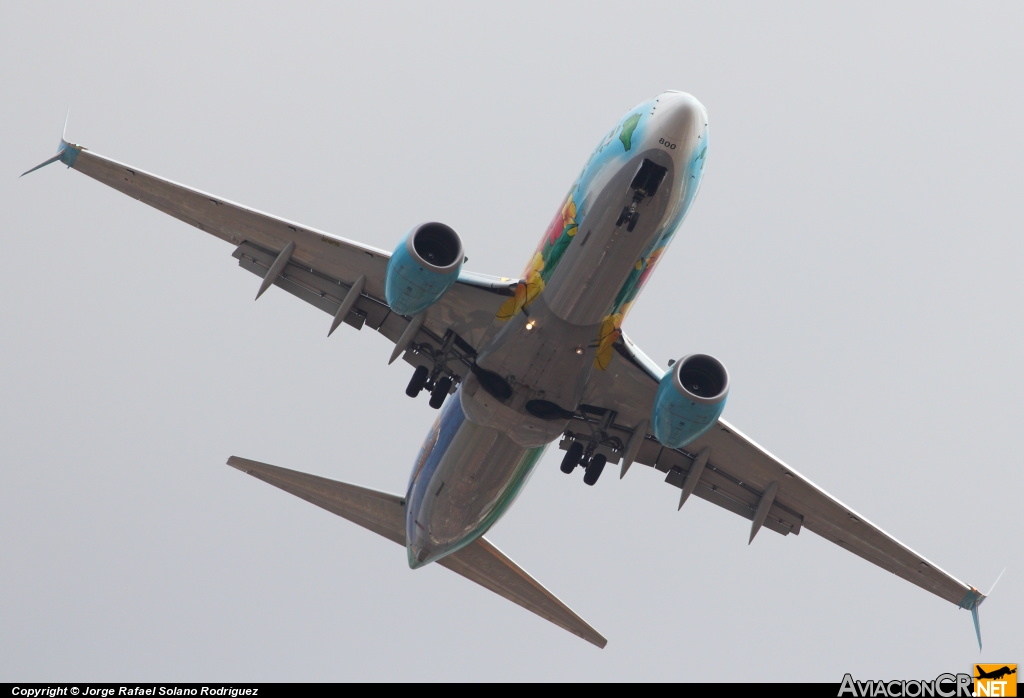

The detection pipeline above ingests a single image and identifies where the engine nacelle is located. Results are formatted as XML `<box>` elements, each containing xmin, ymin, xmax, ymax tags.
<box><xmin>652</xmin><ymin>354</ymin><xmax>730</xmax><ymax>449</ymax></box>
<box><xmin>385</xmin><ymin>222</ymin><xmax>464</xmax><ymax>316</ymax></box>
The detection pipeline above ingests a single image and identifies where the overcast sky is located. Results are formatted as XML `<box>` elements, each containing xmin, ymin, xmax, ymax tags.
<box><xmin>2</xmin><ymin>1</ymin><xmax>1021</xmax><ymax>682</ymax></box>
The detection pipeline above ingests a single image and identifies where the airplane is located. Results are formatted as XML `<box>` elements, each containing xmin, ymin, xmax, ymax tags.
<box><xmin>23</xmin><ymin>91</ymin><xmax>989</xmax><ymax>649</ymax></box>
<box><xmin>975</xmin><ymin>666</ymin><xmax>1016</xmax><ymax>681</ymax></box>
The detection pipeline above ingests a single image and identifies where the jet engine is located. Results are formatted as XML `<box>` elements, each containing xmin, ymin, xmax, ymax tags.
<box><xmin>385</xmin><ymin>222</ymin><xmax>465</xmax><ymax>316</ymax></box>
<box><xmin>652</xmin><ymin>354</ymin><xmax>730</xmax><ymax>449</ymax></box>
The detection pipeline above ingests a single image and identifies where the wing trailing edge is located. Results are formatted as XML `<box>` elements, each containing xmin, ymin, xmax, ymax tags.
<box><xmin>225</xmin><ymin>456</ymin><xmax>607</xmax><ymax>648</ymax></box>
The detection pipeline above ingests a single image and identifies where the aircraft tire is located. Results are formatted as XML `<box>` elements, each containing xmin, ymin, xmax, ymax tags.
<box><xmin>583</xmin><ymin>454</ymin><xmax>606</xmax><ymax>486</ymax></box>
<box><xmin>429</xmin><ymin>376</ymin><xmax>452</xmax><ymax>409</ymax></box>
<box><xmin>406</xmin><ymin>365</ymin><xmax>429</xmax><ymax>397</ymax></box>
<box><xmin>560</xmin><ymin>442</ymin><xmax>584</xmax><ymax>474</ymax></box>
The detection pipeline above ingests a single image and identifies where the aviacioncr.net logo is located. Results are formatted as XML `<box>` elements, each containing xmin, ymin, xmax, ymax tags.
<box><xmin>973</xmin><ymin>664</ymin><xmax>1017</xmax><ymax>697</ymax></box>
<box><xmin>839</xmin><ymin>673</ymin><xmax>973</xmax><ymax>697</ymax></box>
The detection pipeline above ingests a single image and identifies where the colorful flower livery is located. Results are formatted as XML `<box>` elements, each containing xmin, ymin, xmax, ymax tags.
<box><xmin>498</xmin><ymin>95</ymin><xmax>709</xmax><ymax>371</ymax></box>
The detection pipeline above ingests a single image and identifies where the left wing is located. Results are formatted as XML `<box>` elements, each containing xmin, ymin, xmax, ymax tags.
<box><xmin>28</xmin><ymin>138</ymin><xmax>514</xmax><ymax>378</ymax></box>
<box><xmin>578</xmin><ymin>332</ymin><xmax>986</xmax><ymax>619</ymax></box>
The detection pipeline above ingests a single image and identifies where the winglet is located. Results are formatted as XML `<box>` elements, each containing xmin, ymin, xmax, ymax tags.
<box><xmin>960</xmin><ymin>567</ymin><xmax>1007</xmax><ymax>651</ymax></box>
<box><xmin>958</xmin><ymin>586</ymin><xmax>987</xmax><ymax>651</ymax></box>
<box><xmin>971</xmin><ymin>603</ymin><xmax>984</xmax><ymax>651</ymax></box>
<box><xmin>21</xmin><ymin>110</ymin><xmax>81</xmax><ymax>177</ymax></box>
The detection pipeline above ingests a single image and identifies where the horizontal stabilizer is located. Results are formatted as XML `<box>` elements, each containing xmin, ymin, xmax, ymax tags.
<box><xmin>227</xmin><ymin>455</ymin><xmax>405</xmax><ymax>544</ymax></box>
<box><xmin>436</xmin><ymin>535</ymin><xmax>607</xmax><ymax>648</ymax></box>
<box><xmin>226</xmin><ymin>456</ymin><xmax>607</xmax><ymax>648</ymax></box>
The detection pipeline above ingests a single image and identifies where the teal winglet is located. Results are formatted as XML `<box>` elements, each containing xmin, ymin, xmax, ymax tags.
<box><xmin>21</xmin><ymin>139</ymin><xmax>80</xmax><ymax>177</ymax></box>
<box><xmin>960</xmin><ymin>568</ymin><xmax>1007</xmax><ymax>651</ymax></box>
<box><xmin>21</xmin><ymin>111</ymin><xmax>81</xmax><ymax>177</ymax></box>
<box><xmin>971</xmin><ymin>603</ymin><xmax>983</xmax><ymax>651</ymax></box>
<box><xmin>958</xmin><ymin>587</ymin><xmax>985</xmax><ymax>650</ymax></box>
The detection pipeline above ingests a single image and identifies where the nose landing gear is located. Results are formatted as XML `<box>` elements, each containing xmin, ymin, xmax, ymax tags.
<box><xmin>615</xmin><ymin>202</ymin><xmax>641</xmax><ymax>232</ymax></box>
<box><xmin>615</xmin><ymin>158</ymin><xmax>668</xmax><ymax>234</ymax></box>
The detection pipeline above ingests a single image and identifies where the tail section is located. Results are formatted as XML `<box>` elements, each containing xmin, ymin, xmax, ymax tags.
<box><xmin>226</xmin><ymin>456</ymin><xmax>406</xmax><ymax>544</ymax></box>
<box><xmin>226</xmin><ymin>456</ymin><xmax>607</xmax><ymax>648</ymax></box>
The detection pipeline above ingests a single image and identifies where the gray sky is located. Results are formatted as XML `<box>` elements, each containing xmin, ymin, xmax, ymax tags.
<box><xmin>2</xmin><ymin>1</ymin><xmax>1021</xmax><ymax>682</ymax></box>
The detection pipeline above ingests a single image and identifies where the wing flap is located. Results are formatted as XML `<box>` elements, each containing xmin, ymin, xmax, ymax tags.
<box><xmin>226</xmin><ymin>456</ymin><xmax>606</xmax><ymax>647</ymax></box>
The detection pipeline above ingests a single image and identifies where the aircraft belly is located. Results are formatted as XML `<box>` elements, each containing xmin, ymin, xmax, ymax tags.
<box><xmin>468</xmin><ymin>297</ymin><xmax>600</xmax><ymax>444</ymax></box>
<box><xmin>406</xmin><ymin>394</ymin><xmax>545</xmax><ymax>566</ymax></box>
<box><xmin>543</xmin><ymin>149</ymin><xmax>675</xmax><ymax>326</ymax></box>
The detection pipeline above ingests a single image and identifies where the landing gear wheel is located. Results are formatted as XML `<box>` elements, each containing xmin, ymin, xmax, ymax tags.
<box><xmin>626</xmin><ymin>211</ymin><xmax>639</xmax><ymax>232</ymax></box>
<box><xmin>406</xmin><ymin>365</ymin><xmax>429</xmax><ymax>397</ymax></box>
<box><xmin>428</xmin><ymin>376</ymin><xmax>453</xmax><ymax>409</ymax></box>
<box><xmin>616</xmin><ymin>207</ymin><xmax>629</xmax><ymax>227</ymax></box>
<box><xmin>583</xmin><ymin>454</ymin><xmax>607</xmax><ymax>486</ymax></box>
<box><xmin>560</xmin><ymin>442</ymin><xmax>584</xmax><ymax>474</ymax></box>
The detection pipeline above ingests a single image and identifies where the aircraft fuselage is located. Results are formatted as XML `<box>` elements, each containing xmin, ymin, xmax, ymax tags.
<box><xmin>406</xmin><ymin>92</ymin><xmax>709</xmax><ymax>567</ymax></box>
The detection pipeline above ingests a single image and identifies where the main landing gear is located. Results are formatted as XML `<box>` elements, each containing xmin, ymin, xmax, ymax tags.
<box><xmin>403</xmin><ymin>329</ymin><xmax>468</xmax><ymax>410</ymax></box>
<box><xmin>406</xmin><ymin>365</ymin><xmax>454</xmax><ymax>409</ymax></box>
<box><xmin>559</xmin><ymin>443</ymin><xmax>607</xmax><ymax>486</ymax></box>
<box><xmin>558</xmin><ymin>405</ymin><xmax>623</xmax><ymax>487</ymax></box>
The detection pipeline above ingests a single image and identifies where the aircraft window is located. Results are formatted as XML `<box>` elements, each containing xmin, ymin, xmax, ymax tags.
<box><xmin>630</xmin><ymin>159</ymin><xmax>667</xmax><ymax>198</ymax></box>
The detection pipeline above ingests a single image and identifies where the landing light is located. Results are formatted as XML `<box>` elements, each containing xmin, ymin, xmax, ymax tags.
<box><xmin>525</xmin><ymin>320</ymin><xmax>536</xmax><ymax>331</ymax></box>
<box><xmin>575</xmin><ymin>347</ymin><xmax>584</xmax><ymax>355</ymax></box>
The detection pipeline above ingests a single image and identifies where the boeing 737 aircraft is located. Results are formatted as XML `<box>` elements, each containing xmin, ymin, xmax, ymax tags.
<box><xmin>24</xmin><ymin>91</ymin><xmax>989</xmax><ymax>649</ymax></box>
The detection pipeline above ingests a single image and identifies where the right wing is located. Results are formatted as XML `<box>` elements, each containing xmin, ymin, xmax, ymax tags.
<box><xmin>577</xmin><ymin>332</ymin><xmax>986</xmax><ymax>617</ymax></box>
<box><xmin>38</xmin><ymin>138</ymin><xmax>515</xmax><ymax>378</ymax></box>
<box><xmin>226</xmin><ymin>456</ymin><xmax>607</xmax><ymax>648</ymax></box>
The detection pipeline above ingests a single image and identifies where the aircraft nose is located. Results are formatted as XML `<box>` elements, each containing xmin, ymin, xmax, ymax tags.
<box><xmin>655</xmin><ymin>91</ymin><xmax>707</xmax><ymax>139</ymax></box>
